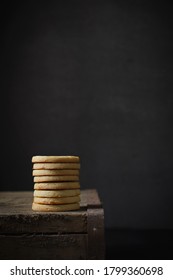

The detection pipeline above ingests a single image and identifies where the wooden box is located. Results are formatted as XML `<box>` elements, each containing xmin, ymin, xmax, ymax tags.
<box><xmin>0</xmin><ymin>189</ymin><xmax>104</xmax><ymax>259</ymax></box>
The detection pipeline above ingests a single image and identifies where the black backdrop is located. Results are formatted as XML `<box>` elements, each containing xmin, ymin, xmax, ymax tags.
<box><xmin>1</xmin><ymin>0</ymin><xmax>173</xmax><ymax>230</ymax></box>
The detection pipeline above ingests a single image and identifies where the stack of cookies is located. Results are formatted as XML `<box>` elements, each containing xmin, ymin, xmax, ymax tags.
<box><xmin>31</xmin><ymin>156</ymin><xmax>80</xmax><ymax>212</ymax></box>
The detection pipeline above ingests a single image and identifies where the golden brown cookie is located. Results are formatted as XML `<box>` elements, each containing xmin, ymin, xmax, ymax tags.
<box><xmin>32</xmin><ymin>202</ymin><xmax>80</xmax><ymax>212</ymax></box>
<box><xmin>32</xmin><ymin>155</ymin><xmax>79</xmax><ymax>163</ymax></box>
<box><xmin>33</xmin><ymin>175</ymin><xmax>79</xmax><ymax>183</ymax></box>
<box><xmin>33</xmin><ymin>196</ymin><xmax>80</xmax><ymax>205</ymax></box>
<box><xmin>33</xmin><ymin>163</ymin><xmax>80</xmax><ymax>170</ymax></box>
<box><xmin>32</xmin><ymin>169</ymin><xmax>79</xmax><ymax>176</ymax></box>
<box><xmin>34</xmin><ymin>182</ymin><xmax>80</xmax><ymax>190</ymax></box>
<box><xmin>34</xmin><ymin>189</ymin><xmax>80</xmax><ymax>198</ymax></box>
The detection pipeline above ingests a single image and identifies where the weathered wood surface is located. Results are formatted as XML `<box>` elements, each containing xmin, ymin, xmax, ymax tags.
<box><xmin>82</xmin><ymin>189</ymin><xmax>102</xmax><ymax>208</ymax></box>
<box><xmin>0</xmin><ymin>189</ymin><xmax>104</xmax><ymax>259</ymax></box>
<box><xmin>87</xmin><ymin>208</ymin><xmax>105</xmax><ymax>259</ymax></box>
<box><xmin>0</xmin><ymin>190</ymin><xmax>94</xmax><ymax>214</ymax></box>
<box><xmin>0</xmin><ymin>190</ymin><xmax>96</xmax><ymax>234</ymax></box>
<box><xmin>0</xmin><ymin>234</ymin><xmax>87</xmax><ymax>260</ymax></box>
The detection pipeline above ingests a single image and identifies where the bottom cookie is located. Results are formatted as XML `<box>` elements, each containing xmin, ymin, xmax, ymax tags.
<box><xmin>32</xmin><ymin>202</ymin><xmax>80</xmax><ymax>212</ymax></box>
<box><xmin>33</xmin><ymin>196</ymin><xmax>80</xmax><ymax>205</ymax></box>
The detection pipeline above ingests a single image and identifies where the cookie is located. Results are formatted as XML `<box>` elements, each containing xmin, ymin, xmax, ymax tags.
<box><xmin>32</xmin><ymin>169</ymin><xmax>79</xmax><ymax>176</ymax></box>
<box><xmin>33</xmin><ymin>175</ymin><xmax>79</xmax><ymax>183</ymax></box>
<box><xmin>34</xmin><ymin>189</ymin><xmax>80</xmax><ymax>198</ymax></box>
<box><xmin>32</xmin><ymin>155</ymin><xmax>79</xmax><ymax>163</ymax></box>
<box><xmin>32</xmin><ymin>202</ymin><xmax>80</xmax><ymax>212</ymax></box>
<box><xmin>33</xmin><ymin>163</ymin><xmax>80</xmax><ymax>170</ymax></box>
<box><xmin>34</xmin><ymin>195</ymin><xmax>80</xmax><ymax>205</ymax></box>
<box><xmin>34</xmin><ymin>182</ymin><xmax>80</xmax><ymax>190</ymax></box>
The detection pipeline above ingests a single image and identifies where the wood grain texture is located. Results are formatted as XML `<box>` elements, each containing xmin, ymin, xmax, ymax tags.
<box><xmin>0</xmin><ymin>191</ymin><xmax>88</xmax><ymax>234</ymax></box>
<box><xmin>87</xmin><ymin>208</ymin><xmax>105</xmax><ymax>259</ymax></box>
<box><xmin>0</xmin><ymin>189</ymin><xmax>105</xmax><ymax>259</ymax></box>
<box><xmin>0</xmin><ymin>234</ymin><xmax>87</xmax><ymax>260</ymax></box>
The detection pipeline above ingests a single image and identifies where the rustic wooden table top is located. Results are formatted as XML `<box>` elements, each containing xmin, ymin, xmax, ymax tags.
<box><xmin>0</xmin><ymin>189</ymin><xmax>101</xmax><ymax>213</ymax></box>
<box><xmin>0</xmin><ymin>189</ymin><xmax>103</xmax><ymax>234</ymax></box>
<box><xmin>0</xmin><ymin>189</ymin><xmax>105</xmax><ymax>259</ymax></box>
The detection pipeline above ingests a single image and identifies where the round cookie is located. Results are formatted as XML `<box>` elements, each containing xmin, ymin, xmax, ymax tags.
<box><xmin>33</xmin><ymin>163</ymin><xmax>80</xmax><ymax>170</ymax></box>
<box><xmin>34</xmin><ymin>182</ymin><xmax>80</xmax><ymax>190</ymax></box>
<box><xmin>32</xmin><ymin>155</ymin><xmax>79</xmax><ymax>163</ymax></box>
<box><xmin>32</xmin><ymin>202</ymin><xmax>80</xmax><ymax>212</ymax></box>
<box><xmin>34</xmin><ymin>196</ymin><xmax>80</xmax><ymax>205</ymax></box>
<box><xmin>34</xmin><ymin>175</ymin><xmax>79</xmax><ymax>183</ymax></box>
<box><xmin>33</xmin><ymin>169</ymin><xmax>79</xmax><ymax>176</ymax></box>
<box><xmin>34</xmin><ymin>189</ymin><xmax>80</xmax><ymax>198</ymax></box>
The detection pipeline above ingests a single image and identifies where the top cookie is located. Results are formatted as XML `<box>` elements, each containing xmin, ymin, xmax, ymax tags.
<box><xmin>32</xmin><ymin>155</ymin><xmax>80</xmax><ymax>163</ymax></box>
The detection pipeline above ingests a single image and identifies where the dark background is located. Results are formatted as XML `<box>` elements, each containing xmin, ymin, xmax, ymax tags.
<box><xmin>1</xmin><ymin>0</ymin><xmax>173</xmax><ymax>258</ymax></box>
